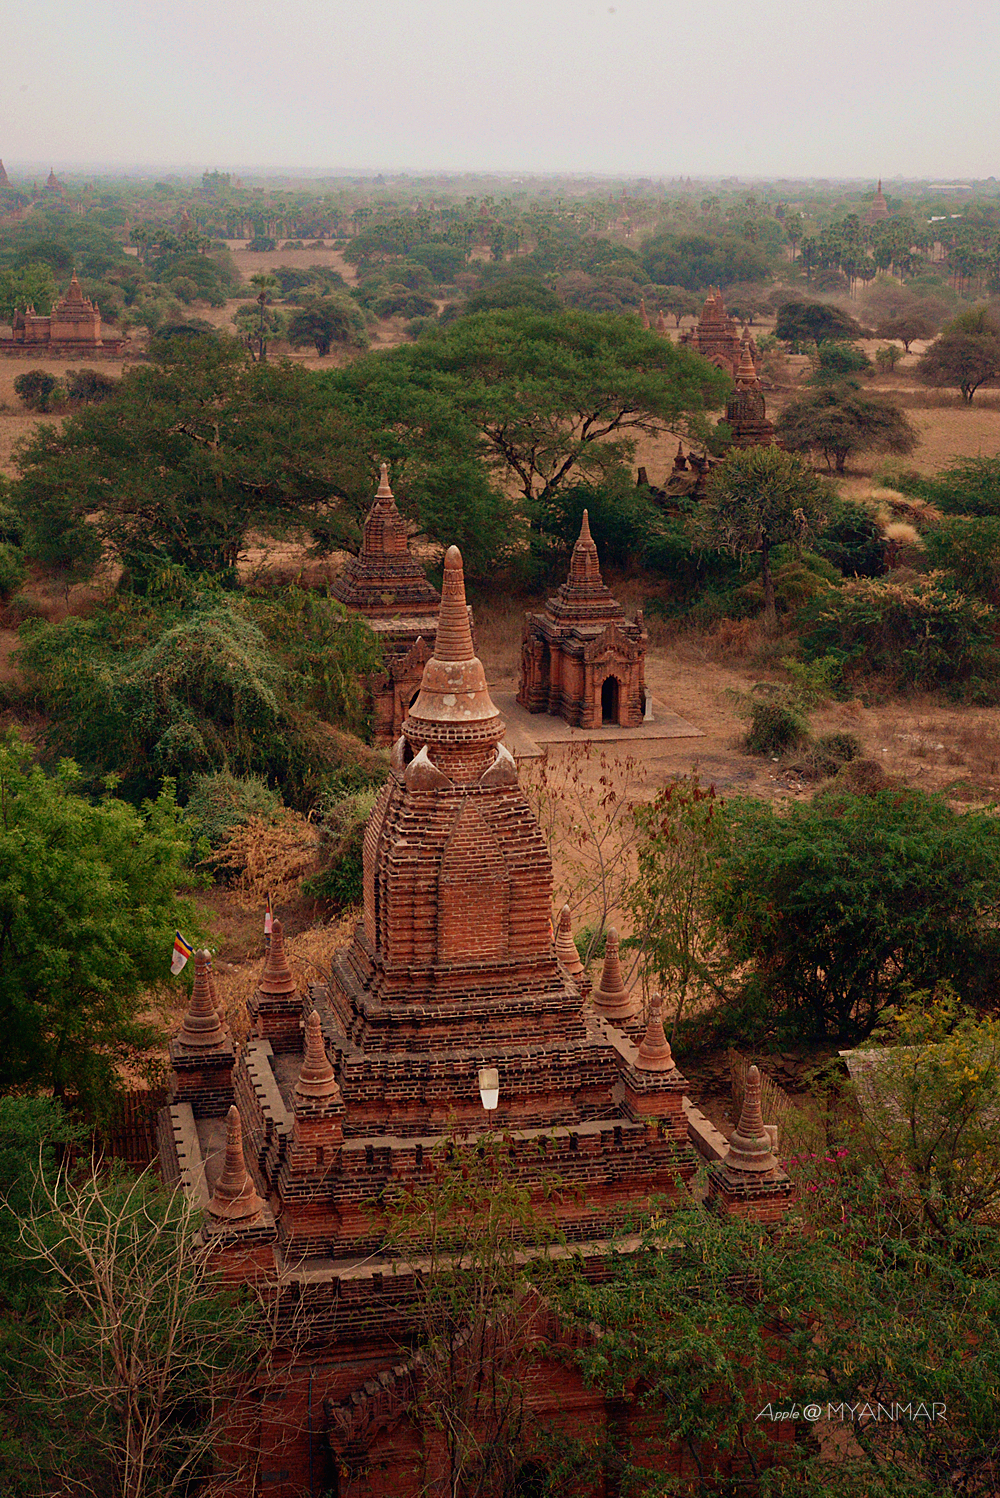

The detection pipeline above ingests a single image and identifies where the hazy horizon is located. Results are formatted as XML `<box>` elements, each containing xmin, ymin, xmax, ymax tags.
<box><xmin>4</xmin><ymin>0</ymin><xmax>996</xmax><ymax>180</ymax></box>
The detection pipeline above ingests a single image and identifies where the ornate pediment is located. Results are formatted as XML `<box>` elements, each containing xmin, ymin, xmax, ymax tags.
<box><xmin>583</xmin><ymin>619</ymin><xmax>642</xmax><ymax>664</ymax></box>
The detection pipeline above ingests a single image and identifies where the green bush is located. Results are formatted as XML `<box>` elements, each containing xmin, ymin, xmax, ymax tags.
<box><xmin>708</xmin><ymin>787</ymin><xmax>1000</xmax><ymax>1041</ymax></box>
<box><xmin>799</xmin><ymin>572</ymin><xmax>1000</xmax><ymax>696</ymax></box>
<box><xmin>184</xmin><ymin>770</ymin><xmax>283</xmax><ymax>851</ymax></box>
<box><xmin>894</xmin><ymin>456</ymin><xmax>1000</xmax><ymax>517</ymax></box>
<box><xmin>0</xmin><ymin>542</ymin><xmax>26</xmax><ymax>600</ymax></box>
<box><xmin>13</xmin><ymin>370</ymin><xmax>62</xmax><ymax>412</ymax></box>
<box><xmin>732</xmin><ymin>684</ymin><xmax>810</xmax><ymax>755</ymax></box>
<box><xmin>301</xmin><ymin>786</ymin><xmax>380</xmax><ymax>910</ymax></box>
<box><xmin>13</xmin><ymin>591</ymin><xmax>387</xmax><ymax>806</ymax></box>
<box><xmin>63</xmin><ymin>368</ymin><xmax>118</xmax><ymax>404</ymax></box>
<box><xmin>813</xmin><ymin>497</ymin><xmax>887</xmax><ymax>578</ymax></box>
<box><xmin>924</xmin><ymin>515</ymin><xmax>1000</xmax><ymax>606</ymax></box>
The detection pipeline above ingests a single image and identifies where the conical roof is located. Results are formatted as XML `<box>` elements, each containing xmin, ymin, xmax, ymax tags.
<box><xmin>736</xmin><ymin>340</ymin><xmax>759</xmax><ymax>388</ymax></box>
<box><xmin>295</xmin><ymin>1010</ymin><xmax>343</xmax><ymax>1104</ymax></box>
<box><xmin>547</xmin><ymin>510</ymin><xmax>624</xmax><ymax>625</ymax></box>
<box><xmin>726</xmin><ymin>1064</ymin><xmax>778</xmax><ymax>1174</ymax></box>
<box><xmin>554</xmin><ymin>904</ymin><xmax>585</xmax><ymax>980</ymax></box>
<box><xmin>258</xmin><ymin>919</ymin><xmax>296</xmax><ymax>998</ymax></box>
<box><xmin>639</xmin><ymin>298</ymin><xmax>650</xmax><ymax>329</ymax></box>
<box><xmin>405</xmin><ymin>546</ymin><xmax>503</xmax><ymax>745</ymax></box>
<box><xmin>592</xmin><ymin>927</ymin><xmax>637</xmax><ymax>1019</ymax></box>
<box><xmin>208</xmin><ymin>1106</ymin><xmax>264</xmax><ymax>1223</ymax></box>
<box><xmin>0</xmin><ymin>161</ymin><xmax>10</xmax><ymax>189</ymax></box>
<box><xmin>64</xmin><ymin>270</ymin><xmax>84</xmax><ymax>303</ymax></box>
<box><xmin>655</xmin><ymin>309</ymin><xmax>667</xmax><ymax>334</ymax></box>
<box><xmin>635</xmin><ymin>994</ymin><xmax>674</xmax><ymax>1071</ymax></box>
<box><xmin>331</xmin><ymin>465</ymin><xmax>440</xmax><ymax>617</ymax></box>
<box><xmin>177</xmin><ymin>950</ymin><xmax>227</xmax><ymax>1050</ymax></box>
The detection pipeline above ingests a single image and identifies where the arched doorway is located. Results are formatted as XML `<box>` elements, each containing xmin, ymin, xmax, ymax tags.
<box><xmin>601</xmin><ymin>675</ymin><xmax>620</xmax><ymax>725</ymax></box>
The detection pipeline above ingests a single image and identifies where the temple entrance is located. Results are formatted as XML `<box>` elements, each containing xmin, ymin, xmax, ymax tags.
<box><xmin>601</xmin><ymin>675</ymin><xmax>620</xmax><ymax>725</ymax></box>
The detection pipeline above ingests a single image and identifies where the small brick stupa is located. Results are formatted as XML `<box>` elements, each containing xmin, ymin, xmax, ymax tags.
<box><xmin>725</xmin><ymin>340</ymin><xmax>775</xmax><ymax>449</ymax></box>
<box><xmin>518</xmin><ymin>510</ymin><xmax>647</xmax><ymax>728</ymax></box>
<box><xmin>330</xmin><ymin>465</ymin><xmax>443</xmax><ymax>745</ymax></box>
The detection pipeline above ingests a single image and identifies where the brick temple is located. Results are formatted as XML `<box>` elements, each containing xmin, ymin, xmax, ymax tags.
<box><xmin>158</xmin><ymin>546</ymin><xmax>794</xmax><ymax>1494</ymax></box>
<box><xmin>679</xmin><ymin>286</ymin><xmax>755</xmax><ymax>379</ymax></box>
<box><xmin>725</xmin><ymin>340</ymin><xmax>775</xmax><ymax>449</ymax></box>
<box><xmin>518</xmin><ymin>511</ymin><xmax>647</xmax><ymax>728</ymax></box>
<box><xmin>2</xmin><ymin>270</ymin><xmax>126</xmax><ymax>356</ymax></box>
<box><xmin>330</xmin><ymin>465</ymin><xmax>444</xmax><ymax>745</ymax></box>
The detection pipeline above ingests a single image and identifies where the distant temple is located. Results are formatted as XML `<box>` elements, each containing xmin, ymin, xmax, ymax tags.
<box><xmin>45</xmin><ymin>167</ymin><xmax>64</xmax><ymax>197</ymax></box>
<box><xmin>865</xmin><ymin>178</ymin><xmax>890</xmax><ymax>226</ymax></box>
<box><xmin>725</xmin><ymin>339</ymin><xmax>775</xmax><ymax>449</ymax></box>
<box><xmin>330</xmin><ymin>465</ymin><xmax>444</xmax><ymax>745</ymax></box>
<box><xmin>2</xmin><ymin>271</ymin><xmax>126</xmax><ymax>357</ymax></box>
<box><xmin>0</xmin><ymin>161</ymin><xmax>11</xmax><ymax>190</ymax></box>
<box><xmin>518</xmin><ymin>510</ymin><xmax>647</xmax><ymax>728</ymax></box>
<box><xmin>679</xmin><ymin>286</ymin><xmax>755</xmax><ymax>378</ymax></box>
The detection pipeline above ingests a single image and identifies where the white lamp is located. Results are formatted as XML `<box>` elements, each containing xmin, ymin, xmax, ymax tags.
<box><xmin>478</xmin><ymin>1067</ymin><xmax>499</xmax><ymax>1114</ymax></box>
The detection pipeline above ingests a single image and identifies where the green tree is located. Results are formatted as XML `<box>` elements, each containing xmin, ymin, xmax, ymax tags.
<box><xmin>917</xmin><ymin>309</ymin><xmax>1000</xmax><ymax>402</ymax></box>
<box><xmin>628</xmin><ymin>776</ymin><xmax>729</xmax><ymax>1044</ymax></box>
<box><xmin>694</xmin><ymin>446</ymin><xmax>830</xmax><ymax>632</ymax></box>
<box><xmin>811</xmin><ymin>341</ymin><xmax>872</xmax><ymax>382</ymax></box>
<box><xmin>331</xmin><ymin>307</ymin><xmax>729</xmax><ymax>522</ymax></box>
<box><xmin>15</xmin><ymin>335</ymin><xmax>368</xmax><ymax>584</ymax></box>
<box><xmin>0</xmin><ymin>261</ymin><xmax>58</xmax><ymax>321</ymax></box>
<box><xmin>708</xmin><ymin>786</ymin><xmax>1000</xmax><ymax>1041</ymax></box>
<box><xmin>0</xmin><ymin>738</ymin><xmax>197</xmax><ymax>1108</ymax></box>
<box><xmin>13</xmin><ymin>369</ymin><xmax>62</xmax><ymax>412</ymax></box>
<box><xmin>877</xmin><ymin>311</ymin><xmax>938</xmax><ymax>353</ymax></box>
<box><xmin>777</xmin><ymin>385</ymin><xmax>918</xmax><ymax>474</ymax></box>
<box><xmin>776</xmin><ymin>299</ymin><xmax>865</xmax><ymax>346</ymax></box>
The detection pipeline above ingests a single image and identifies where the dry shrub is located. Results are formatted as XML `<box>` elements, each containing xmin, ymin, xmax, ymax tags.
<box><xmin>703</xmin><ymin>617</ymin><xmax>760</xmax><ymax>661</ymax></box>
<box><xmin>834</xmin><ymin>757</ymin><xmax>894</xmax><ymax>795</ymax></box>
<box><xmin>868</xmin><ymin>488</ymin><xmax>943</xmax><ymax>526</ymax></box>
<box><xmin>209</xmin><ymin>913</ymin><xmax>355</xmax><ymax>1043</ymax></box>
<box><xmin>206</xmin><ymin>811</ymin><xmax>321</xmax><ymax>907</ymax></box>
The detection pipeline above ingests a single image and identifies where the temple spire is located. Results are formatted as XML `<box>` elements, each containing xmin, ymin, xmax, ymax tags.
<box><xmin>258</xmin><ymin>918</ymin><xmax>295</xmax><ymax>999</ymax></box>
<box><xmin>177</xmin><ymin>950</ymin><xmax>226</xmax><ymax>1049</ymax></box>
<box><xmin>376</xmin><ymin>461</ymin><xmax>393</xmax><ymax>501</ymax></box>
<box><xmin>295</xmin><ymin>1010</ymin><xmax>343</xmax><ymax>1104</ymax></box>
<box><xmin>554</xmin><ymin>904</ymin><xmax>585</xmax><ymax>982</ymax></box>
<box><xmin>592</xmin><ymin>927</ymin><xmax>638</xmax><ymax>1020</ymax></box>
<box><xmin>566</xmin><ymin>509</ymin><xmax>603</xmax><ymax>588</ymax></box>
<box><xmin>635</xmin><ymin>994</ymin><xmax>674</xmax><ymax>1071</ymax></box>
<box><xmin>208</xmin><ymin>1106</ymin><xmax>264</xmax><ymax>1223</ymax></box>
<box><xmin>405</xmin><ymin>546</ymin><xmax>502</xmax><ymax>743</ymax></box>
<box><xmin>725</xmin><ymin>1064</ymin><xmax>778</xmax><ymax>1174</ymax></box>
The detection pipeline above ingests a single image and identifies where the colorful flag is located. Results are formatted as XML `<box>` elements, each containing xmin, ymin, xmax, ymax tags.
<box><xmin>264</xmin><ymin>892</ymin><xmax>273</xmax><ymax>937</ymax></box>
<box><xmin>170</xmin><ymin>931</ymin><xmax>194</xmax><ymax>976</ymax></box>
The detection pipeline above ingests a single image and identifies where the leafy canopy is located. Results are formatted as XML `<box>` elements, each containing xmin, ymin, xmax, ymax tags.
<box><xmin>14</xmin><ymin>335</ymin><xmax>369</xmax><ymax>586</ymax></box>
<box><xmin>777</xmin><ymin>385</ymin><xmax>918</xmax><ymax>474</ymax></box>
<box><xmin>707</xmin><ymin>786</ymin><xmax>1000</xmax><ymax>1041</ymax></box>
<box><xmin>0</xmin><ymin>738</ymin><xmax>197</xmax><ymax>1108</ymax></box>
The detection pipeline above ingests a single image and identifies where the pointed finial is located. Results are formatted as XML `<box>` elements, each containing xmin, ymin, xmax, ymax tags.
<box><xmin>555</xmin><ymin>904</ymin><xmax>585</xmax><ymax>979</ymax></box>
<box><xmin>592</xmin><ymin>927</ymin><xmax>638</xmax><ymax>1019</ymax></box>
<box><xmin>579</xmin><ymin>509</ymin><xmax>593</xmax><ymax>546</ymax></box>
<box><xmin>208</xmin><ymin>1106</ymin><xmax>264</xmax><ymax>1223</ymax></box>
<box><xmin>205</xmin><ymin>954</ymin><xmax>225</xmax><ymax>1018</ymax></box>
<box><xmin>376</xmin><ymin>462</ymin><xmax>393</xmax><ymax>499</ymax></box>
<box><xmin>726</xmin><ymin>1064</ymin><xmax>778</xmax><ymax>1173</ymax></box>
<box><xmin>635</xmin><ymin>993</ymin><xmax>674</xmax><ymax>1071</ymax></box>
<box><xmin>177</xmin><ymin>950</ymin><xmax>226</xmax><ymax>1049</ymax></box>
<box><xmin>295</xmin><ymin>1010</ymin><xmax>343</xmax><ymax>1103</ymax></box>
<box><xmin>258</xmin><ymin>918</ymin><xmax>295</xmax><ymax>997</ymax></box>
<box><xmin>639</xmin><ymin>297</ymin><xmax>650</xmax><ymax>329</ymax></box>
<box><xmin>432</xmin><ymin>545</ymin><xmax>476</xmax><ymax>663</ymax></box>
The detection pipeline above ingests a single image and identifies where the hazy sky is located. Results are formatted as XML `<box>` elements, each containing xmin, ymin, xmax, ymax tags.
<box><xmin>2</xmin><ymin>0</ymin><xmax>996</xmax><ymax>179</ymax></box>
